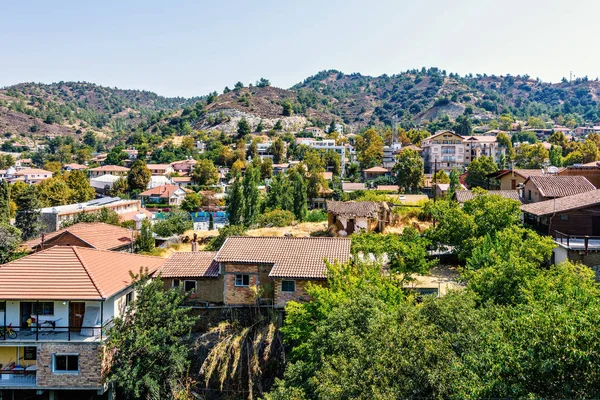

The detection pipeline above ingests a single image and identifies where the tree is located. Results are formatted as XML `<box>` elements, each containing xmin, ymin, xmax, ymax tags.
<box><xmin>581</xmin><ymin>139</ymin><xmax>599</xmax><ymax>163</ymax></box>
<box><xmin>434</xmin><ymin>170</ymin><xmax>450</xmax><ymax>184</ymax></box>
<box><xmin>134</xmin><ymin>219</ymin><xmax>154</xmax><ymax>253</ymax></box>
<box><xmin>0</xmin><ymin>224</ymin><xmax>22</xmax><ymax>263</ymax></box>
<box><xmin>226</xmin><ymin>173</ymin><xmax>244</xmax><ymax>226</ymax></box>
<box><xmin>270</xmin><ymin>138</ymin><xmax>286</xmax><ymax>163</ymax></box>
<box><xmin>355</xmin><ymin>128</ymin><xmax>384</xmax><ymax>169</ymax></box>
<box><xmin>0</xmin><ymin>180</ymin><xmax>10</xmax><ymax>224</ymax></box>
<box><xmin>448</xmin><ymin>169</ymin><xmax>460</xmax><ymax>198</ymax></box>
<box><xmin>273</xmin><ymin>120</ymin><xmax>283</xmax><ymax>131</ymax></box>
<box><xmin>208</xmin><ymin>212</ymin><xmax>214</xmax><ymax>230</ymax></box>
<box><xmin>105</xmin><ymin>145</ymin><xmax>128</xmax><ymax>166</ymax></box>
<box><xmin>261</xmin><ymin>157</ymin><xmax>273</xmax><ymax>180</ymax></box>
<box><xmin>66</xmin><ymin>170</ymin><xmax>95</xmax><ymax>203</ymax></box>
<box><xmin>43</xmin><ymin>161</ymin><xmax>62</xmax><ymax>173</ymax></box>
<box><xmin>109</xmin><ymin>177</ymin><xmax>129</xmax><ymax>198</ymax></box>
<box><xmin>207</xmin><ymin>224</ymin><xmax>246</xmax><ymax>251</ymax></box>
<box><xmin>181</xmin><ymin>192</ymin><xmax>202</xmax><ymax>212</ymax></box>
<box><xmin>37</xmin><ymin>176</ymin><xmax>73</xmax><ymax>207</ymax></box>
<box><xmin>191</xmin><ymin>159</ymin><xmax>219</xmax><ymax>187</ymax></box>
<box><xmin>15</xmin><ymin>185</ymin><xmax>42</xmax><ymax>240</ymax></box>
<box><xmin>127</xmin><ymin>160</ymin><xmax>152</xmax><ymax>192</ymax></box>
<box><xmin>549</xmin><ymin>145</ymin><xmax>563</xmax><ymax>167</ymax></box>
<box><xmin>256</xmin><ymin>119</ymin><xmax>264</xmax><ymax>132</ymax></box>
<box><xmin>237</xmin><ymin>118</ymin><xmax>251</xmax><ymax>137</ymax></box>
<box><xmin>265</xmin><ymin>172</ymin><xmax>293</xmax><ymax>212</ymax></box>
<box><xmin>152</xmin><ymin>211</ymin><xmax>193</xmax><ymax>237</ymax></box>
<box><xmin>289</xmin><ymin>168</ymin><xmax>307</xmax><ymax>221</ymax></box>
<box><xmin>496</xmin><ymin>131</ymin><xmax>514</xmax><ymax>159</ymax></box>
<box><xmin>453</xmin><ymin>115</ymin><xmax>472</xmax><ymax>136</ymax></box>
<box><xmin>514</xmin><ymin>143</ymin><xmax>549</xmax><ymax>169</ymax></box>
<box><xmin>548</xmin><ymin>131</ymin><xmax>568</xmax><ymax>148</ymax></box>
<box><xmin>242</xmin><ymin>162</ymin><xmax>261</xmax><ymax>226</ymax></box>
<box><xmin>256</xmin><ymin>77</ymin><xmax>271</xmax><ymax>87</ymax></box>
<box><xmin>465</xmin><ymin>156</ymin><xmax>497</xmax><ymax>188</ymax></box>
<box><xmin>393</xmin><ymin>148</ymin><xmax>423</xmax><ymax>193</ymax></box>
<box><xmin>282</xmin><ymin>100</ymin><xmax>293</xmax><ymax>116</ymax></box>
<box><xmin>248</xmin><ymin>140</ymin><xmax>259</xmax><ymax>160</ymax></box>
<box><xmin>234</xmin><ymin>81</ymin><xmax>244</xmax><ymax>90</ymax></box>
<box><xmin>105</xmin><ymin>271</ymin><xmax>196</xmax><ymax>400</ymax></box>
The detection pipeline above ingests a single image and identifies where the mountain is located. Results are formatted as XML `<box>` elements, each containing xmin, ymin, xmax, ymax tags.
<box><xmin>0</xmin><ymin>81</ymin><xmax>199</xmax><ymax>146</ymax></box>
<box><xmin>147</xmin><ymin>68</ymin><xmax>600</xmax><ymax>136</ymax></box>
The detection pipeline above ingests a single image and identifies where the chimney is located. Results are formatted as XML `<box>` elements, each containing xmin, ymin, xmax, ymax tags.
<box><xmin>191</xmin><ymin>233</ymin><xmax>198</xmax><ymax>252</ymax></box>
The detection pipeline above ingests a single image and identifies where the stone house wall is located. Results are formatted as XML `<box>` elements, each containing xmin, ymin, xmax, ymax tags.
<box><xmin>36</xmin><ymin>342</ymin><xmax>103</xmax><ymax>389</ymax></box>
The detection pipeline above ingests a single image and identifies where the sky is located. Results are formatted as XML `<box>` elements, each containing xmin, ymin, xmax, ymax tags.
<box><xmin>2</xmin><ymin>0</ymin><xmax>599</xmax><ymax>98</ymax></box>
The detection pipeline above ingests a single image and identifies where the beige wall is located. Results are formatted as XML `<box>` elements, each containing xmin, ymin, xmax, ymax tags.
<box><xmin>162</xmin><ymin>277</ymin><xmax>224</xmax><ymax>304</ymax></box>
<box><xmin>499</xmin><ymin>173</ymin><xmax>527</xmax><ymax>191</ymax></box>
<box><xmin>222</xmin><ymin>263</ymin><xmax>274</xmax><ymax>305</ymax></box>
<box><xmin>273</xmin><ymin>279</ymin><xmax>324</xmax><ymax>307</ymax></box>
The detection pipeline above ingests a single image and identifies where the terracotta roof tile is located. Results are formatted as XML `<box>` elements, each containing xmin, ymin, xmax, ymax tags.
<box><xmin>327</xmin><ymin>200</ymin><xmax>388</xmax><ymax>218</ymax></box>
<box><xmin>363</xmin><ymin>166</ymin><xmax>389</xmax><ymax>172</ymax></box>
<box><xmin>0</xmin><ymin>246</ymin><xmax>165</xmax><ymax>300</ymax></box>
<box><xmin>215</xmin><ymin>237</ymin><xmax>351</xmax><ymax>279</ymax></box>
<box><xmin>526</xmin><ymin>175</ymin><xmax>596</xmax><ymax>198</ymax></box>
<box><xmin>342</xmin><ymin>182</ymin><xmax>366</xmax><ymax>191</ymax></box>
<box><xmin>159</xmin><ymin>252</ymin><xmax>219</xmax><ymax>278</ymax></box>
<box><xmin>89</xmin><ymin>165</ymin><xmax>130</xmax><ymax>172</ymax></box>
<box><xmin>521</xmin><ymin>189</ymin><xmax>600</xmax><ymax>216</ymax></box>
<box><xmin>140</xmin><ymin>184</ymin><xmax>191</xmax><ymax>198</ymax></box>
<box><xmin>23</xmin><ymin>222</ymin><xmax>134</xmax><ymax>251</ymax></box>
<box><xmin>455</xmin><ymin>190</ymin><xmax>522</xmax><ymax>203</ymax></box>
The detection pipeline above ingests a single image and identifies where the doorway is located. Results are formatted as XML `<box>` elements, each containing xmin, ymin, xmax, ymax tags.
<box><xmin>593</xmin><ymin>216</ymin><xmax>600</xmax><ymax>236</ymax></box>
<box><xmin>19</xmin><ymin>302</ymin><xmax>33</xmax><ymax>330</ymax></box>
<box><xmin>347</xmin><ymin>218</ymin><xmax>355</xmax><ymax>234</ymax></box>
<box><xmin>69</xmin><ymin>302</ymin><xmax>85</xmax><ymax>333</ymax></box>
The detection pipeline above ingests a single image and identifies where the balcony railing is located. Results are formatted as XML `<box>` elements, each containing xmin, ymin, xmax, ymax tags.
<box><xmin>0</xmin><ymin>321</ymin><xmax>112</xmax><ymax>342</ymax></box>
<box><xmin>554</xmin><ymin>231</ymin><xmax>600</xmax><ymax>253</ymax></box>
<box><xmin>0</xmin><ymin>369</ymin><xmax>37</xmax><ymax>387</ymax></box>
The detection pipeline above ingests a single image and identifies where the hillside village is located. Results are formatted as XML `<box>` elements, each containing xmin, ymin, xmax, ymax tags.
<box><xmin>2</xmin><ymin>70</ymin><xmax>600</xmax><ymax>399</ymax></box>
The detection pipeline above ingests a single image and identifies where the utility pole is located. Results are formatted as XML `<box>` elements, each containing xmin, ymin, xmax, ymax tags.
<box><xmin>433</xmin><ymin>159</ymin><xmax>438</xmax><ymax>203</ymax></box>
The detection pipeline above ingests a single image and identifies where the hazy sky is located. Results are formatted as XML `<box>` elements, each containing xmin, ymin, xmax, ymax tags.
<box><xmin>2</xmin><ymin>0</ymin><xmax>598</xmax><ymax>98</ymax></box>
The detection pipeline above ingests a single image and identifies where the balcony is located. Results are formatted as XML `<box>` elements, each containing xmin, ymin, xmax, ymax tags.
<box><xmin>0</xmin><ymin>325</ymin><xmax>106</xmax><ymax>343</ymax></box>
<box><xmin>0</xmin><ymin>369</ymin><xmax>37</xmax><ymax>388</ymax></box>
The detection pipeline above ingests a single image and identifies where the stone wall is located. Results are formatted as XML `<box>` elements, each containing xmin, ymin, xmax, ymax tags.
<box><xmin>273</xmin><ymin>279</ymin><xmax>324</xmax><ymax>307</ymax></box>
<box><xmin>222</xmin><ymin>263</ymin><xmax>274</xmax><ymax>305</ymax></box>
<box><xmin>36</xmin><ymin>342</ymin><xmax>103</xmax><ymax>389</ymax></box>
<box><xmin>162</xmin><ymin>277</ymin><xmax>224</xmax><ymax>304</ymax></box>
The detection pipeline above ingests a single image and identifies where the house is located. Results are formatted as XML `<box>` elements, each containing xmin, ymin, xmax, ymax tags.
<box><xmin>14</xmin><ymin>158</ymin><xmax>33</xmax><ymax>170</ymax></box>
<box><xmin>522</xmin><ymin>175</ymin><xmax>596</xmax><ymax>203</ymax></box>
<box><xmin>158</xmin><ymin>252</ymin><xmax>222</xmax><ymax>304</ymax></box>
<box><xmin>435</xmin><ymin>183</ymin><xmax>467</xmax><ymax>198</ymax></box>
<box><xmin>170</xmin><ymin>159</ymin><xmax>197</xmax><ymax>175</ymax></box>
<box><xmin>148</xmin><ymin>175</ymin><xmax>173</xmax><ymax>189</ymax></box>
<box><xmin>341</xmin><ymin>182</ymin><xmax>366</xmax><ymax>192</ymax></box>
<box><xmin>23</xmin><ymin>222</ymin><xmax>135</xmax><ymax>253</ymax></box>
<box><xmin>139</xmin><ymin>184</ymin><xmax>192</xmax><ymax>206</ymax></box>
<box><xmin>90</xmin><ymin>153</ymin><xmax>107</xmax><ymax>164</ymax></box>
<box><xmin>0</xmin><ymin>246</ymin><xmax>165</xmax><ymax>398</ymax></box>
<box><xmin>421</xmin><ymin>131</ymin><xmax>506</xmax><ymax>173</ymax></box>
<box><xmin>146</xmin><ymin>163</ymin><xmax>174</xmax><ymax>176</ymax></box>
<box><xmin>4</xmin><ymin>168</ymin><xmax>53</xmax><ymax>184</ymax></box>
<box><xmin>454</xmin><ymin>190</ymin><xmax>522</xmax><ymax>203</ymax></box>
<box><xmin>491</xmin><ymin>168</ymin><xmax>548</xmax><ymax>190</ymax></box>
<box><xmin>88</xmin><ymin>165</ymin><xmax>129</xmax><ymax>178</ymax></box>
<box><xmin>558</xmin><ymin>163</ymin><xmax>600</xmax><ymax>188</ymax></box>
<box><xmin>63</xmin><ymin>163</ymin><xmax>88</xmax><ymax>171</ymax></box>
<box><xmin>363</xmin><ymin>166</ymin><xmax>389</xmax><ymax>180</ymax></box>
<box><xmin>214</xmin><ymin>236</ymin><xmax>351</xmax><ymax>307</ymax></box>
<box><xmin>40</xmin><ymin>198</ymin><xmax>144</xmax><ymax>232</ymax></box>
<box><xmin>90</xmin><ymin>173</ymin><xmax>122</xmax><ymax>194</ymax></box>
<box><xmin>303</xmin><ymin>126</ymin><xmax>326</xmax><ymax>138</ymax></box>
<box><xmin>327</xmin><ymin>200</ymin><xmax>392</xmax><ymax>235</ymax></box>
<box><xmin>171</xmin><ymin>176</ymin><xmax>193</xmax><ymax>188</ymax></box>
<box><xmin>522</xmin><ymin>189</ymin><xmax>600</xmax><ymax>237</ymax></box>
<box><xmin>245</xmin><ymin>141</ymin><xmax>274</xmax><ymax>159</ymax></box>
<box><xmin>299</xmin><ymin>139</ymin><xmax>350</xmax><ymax>172</ymax></box>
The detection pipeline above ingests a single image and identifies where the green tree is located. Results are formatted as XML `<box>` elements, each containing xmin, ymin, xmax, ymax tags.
<box><xmin>548</xmin><ymin>131</ymin><xmax>568</xmax><ymax>148</ymax></box>
<box><xmin>105</xmin><ymin>145</ymin><xmax>128</xmax><ymax>166</ymax></box>
<box><xmin>434</xmin><ymin>170</ymin><xmax>450</xmax><ymax>184</ymax></box>
<box><xmin>261</xmin><ymin>157</ymin><xmax>273</xmax><ymax>180</ymax></box>
<box><xmin>152</xmin><ymin>211</ymin><xmax>192</xmax><ymax>237</ymax></box>
<box><xmin>448</xmin><ymin>168</ymin><xmax>460</xmax><ymax>198</ymax></box>
<box><xmin>191</xmin><ymin>159</ymin><xmax>219</xmax><ymax>187</ymax></box>
<box><xmin>134</xmin><ymin>219</ymin><xmax>154</xmax><ymax>253</ymax></box>
<box><xmin>15</xmin><ymin>185</ymin><xmax>43</xmax><ymax>240</ymax></box>
<box><xmin>0</xmin><ymin>180</ymin><xmax>10</xmax><ymax>224</ymax></box>
<box><xmin>37</xmin><ymin>176</ymin><xmax>73</xmax><ymax>207</ymax></box>
<box><xmin>237</xmin><ymin>117</ymin><xmax>251</xmax><ymax>136</ymax></box>
<box><xmin>496</xmin><ymin>131</ymin><xmax>514</xmax><ymax>159</ymax></box>
<box><xmin>393</xmin><ymin>148</ymin><xmax>423</xmax><ymax>193</ymax></box>
<box><xmin>207</xmin><ymin>224</ymin><xmax>246</xmax><ymax>251</ymax></box>
<box><xmin>127</xmin><ymin>160</ymin><xmax>152</xmax><ymax>192</ymax></box>
<box><xmin>66</xmin><ymin>170</ymin><xmax>95</xmax><ymax>203</ymax></box>
<box><xmin>265</xmin><ymin>172</ymin><xmax>293</xmax><ymax>212</ymax></box>
<box><xmin>549</xmin><ymin>145</ymin><xmax>563</xmax><ymax>167</ymax></box>
<box><xmin>242</xmin><ymin>162</ymin><xmax>261</xmax><ymax>226</ymax></box>
<box><xmin>0</xmin><ymin>224</ymin><xmax>22</xmax><ymax>263</ymax></box>
<box><xmin>109</xmin><ymin>177</ymin><xmax>129</xmax><ymax>198</ymax></box>
<box><xmin>226</xmin><ymin>173</ymin><xmax>244</xmax><ymax>226</ymax></box>
<box><xmin>453</xmin><ymin>115</ymin><xmax>472</xmax><ymax>136</ymax></box>
<box><xmin>105</xmin><ymin>271</ymin><xmax>196</xmax><ymax>400</ymax></box>
<box><xmin>256</xmin><ymin>119</ymin><xmax>264</xmax><ymax>132</ymax></box>
<box><xmin>581</xmin><ymin>139</ymin><xmax>599</xmax><ymax>163</ymax></box>
<box><xmin>274</xmin><ymin>120</ymin><xmax>283</xmax><ymax>131</ymax></box>
<box><xmin>270</xmin><ymin>138</ymin><xmax>286</xmax><ymax>163</ymax></box>
<box><xmin>514</xmin><ymin>143</ymin><xmax>549</xmax><ymax>169</ymax></box>
<box><xmin>282</xmin><ymin>100</ymin><xmax>293</xmax><ymax>116</ymax></box>
<box><xmin>465</xmin><ymin>156</ymin><xmax>497</xmax><ymax>188</ymax></box>
<box><xmin>356</xmin><ymin>128</ymin><xmax>384</xmax><ymax>169</ymax></box>
<box><xmin>256</xmin><ymin>77</ymin><xmax>271</xmax><ymax>87</ymax></box>
<box><xmin>289</xmin><ymin>168</ymin><xmax>307</xmax><ymax>221</ymax></box>
<box><xmin>181</xmin><ymin>192</ymin><xmax>202</xmax><ymax>212</ymax></box>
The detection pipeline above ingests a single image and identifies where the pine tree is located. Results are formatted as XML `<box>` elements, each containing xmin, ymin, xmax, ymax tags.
<box><xmin>448</xmin><ymin>169</ymin><xmax>461</xmax><ymax>199</ymax></box>
<box><xmin>227</xmin><ymin>173</ymin><xmax>244</xmax><ymax>225</ymax></box>
<box><xmin>242</xmin><ymin>163</ymin><xmax>261</xmax><ymax>227</ymax></box>
<box><xmin>128</xmin><ymin>160</ymin><xmax>152</xmax><ymax>192</ymax></box>
<box><xmin>0</xmin><ymin>179</ymin><xmax>10</xmax><ymax>225</ymax></box>
<box><xmin>134</xmin><ymin>219</ymin><xmax>154</xmax><ymax>253</ymax></box>
<box><xmin>290</xmin><ymin>169</ymin><xmax>307</xmax><ymax>221</ymax></box>
<box><xmin>15</xmin><ymin>185</ymin><xmax>43</xmax><ymax>240</ymax></box>
<box><xmin>208</xmin><ymin>212</ymin><xmax>214</xmax><ymax>230</ymax></box>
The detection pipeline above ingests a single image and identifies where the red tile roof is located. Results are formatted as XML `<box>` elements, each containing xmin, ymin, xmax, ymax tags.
<box><xmin>139</xmin><ymin>184</ymin><xmax>191</xmax><ymax>198</ymax></box>
<box><xmin>89</xmin><ymin>165</ymin><xmax>130</xmax><ymax>172</ymax></box>
<box><xmin>0</xmin><ymin>246</ymin><xmax>165</xmax><ymax>300</ymax></box>
<box><xmin>526</xmin><ymin>175</ymin><xmax>596</xmax><ymax>198</ymax></box>
<box><xmin>215</xmin><ymin>237</ymin><xmax>351</xmax><ymax>279</ymax></box>
<box><xmin>363</xmin><ymin>166</ymin><xmax>389</xmax><ymax>173</ymax></box>
<box><xmin>23</xmin><ymin>222</ymin><xmax>134</xmax><ymax>251</ymax></box>
<box><xmin>159</xmin><ymin>252</ymin><xmax>219</xmax><ymax>278</ymax></box>
<box><xmin>521</xmin><ymin>189</ymin><xmax>600</xmax><ymax>216</ymax></box>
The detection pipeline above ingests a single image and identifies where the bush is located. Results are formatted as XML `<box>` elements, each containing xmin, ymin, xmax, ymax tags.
<box><xmin>305</xmin><ymin>209</ymin><xmax>328</xmax><ymax>222</ymax></box>
<box><xmin>152</xmin><ymin>211</ymin><xmax>193</xmax><ymax>238</ymax></box>
<box><xmin>256</xmin><ymin>210</ymin><xmax>295</xmax><ymax>227</ymax></box>
<box><xmin>207</xmin><ymin>225</ymin><xmax>247</xmax><ymax>251</ymax></box>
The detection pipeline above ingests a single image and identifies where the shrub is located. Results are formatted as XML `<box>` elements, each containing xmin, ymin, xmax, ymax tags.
<box><xmin>305</xmin><ymin>209</ymin><xmax>328</xmax><ymax>222</ymax></box>
<box><xmin>256</xmin><ymin>210</ymin><xmax>295</xmax><ymax>227</ymax></box>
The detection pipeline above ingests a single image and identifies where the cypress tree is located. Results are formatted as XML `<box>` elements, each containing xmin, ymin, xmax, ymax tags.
<box><xmin>227</xmin><ymin>173</ymin><xmax>244</xmax><ymax>226</ymax></box>
<box><xmin>242</xmin><ymin>163</ymin><xmax>261</xmax><ymax>227</ymax></box>
<box><xmin>290</xmin><ymin>169</ymin><xmax>307</xmax><ymax>221</ymax></box>
<box><xmin>0</xmin><ymin>180</ymin><xmax>10</xmax><ymax>224</ymax></box>
<box><xmin>15</xmin><ymin>185</ymin><xmax>43</xmax><ymax>240</ymax></box>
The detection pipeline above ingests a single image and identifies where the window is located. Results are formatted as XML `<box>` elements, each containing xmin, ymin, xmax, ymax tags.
<box><xmin>184</xmin><ymin>280</ymin><xmax>197</xmax><ymax>293</ymax></box>
<box><xmin>172</xmin><ymin>279</ymin><xmax>181</xmax><ymax>288</ymax></box>
<box><xmin>53</xmin><ymin>354</ymin><xmax>79</xmax><ymax>373</ymax></box>
<box><xmin>0</xmin><ymin>301</ymin><xmax>5</xmax><ymax>312</ymax></box>
<box><xmin>560</xmin><ymin>215</ymin><xmax>569</xmax><ymax>221</ymax></box>
<box><xmin>528</xmin><ymin>190</ymin><xmax>532</xmax><ymax>201</ymax></box>
<box><xmin>235</xmin><ymin>274</ymin><xmax>250</xmax><ymax>287</ymax></box>
<box><xmin>125</xmin><ymin>292</ymin><xmax>133</xmax><ymax>306</ymax></box>
<box><xmin>32</xmin><ymin>302</ymin><xmax>54</xmax><ymax>316</ymax></box>
<box><xmin>281</xmin><ymin>280</ymin><xmax>296</xmax><ymax>292</ymax></box>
